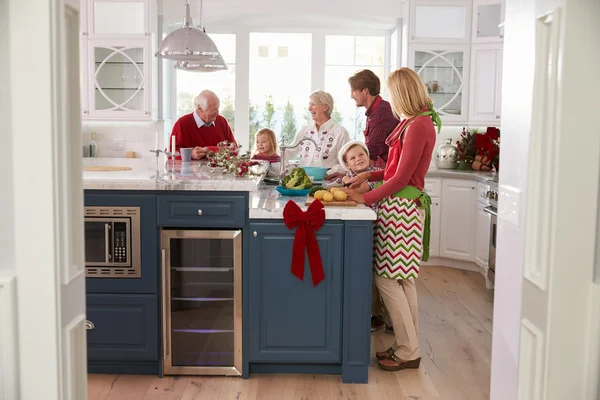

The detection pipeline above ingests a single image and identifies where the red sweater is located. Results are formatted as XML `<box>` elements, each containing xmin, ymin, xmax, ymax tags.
<box><xmin>364</xmin><ymin>115</ymin><xmax>436</xmax><ymax>205</ymax></box>
<box><xmin>170</xmin><ymin>113</ymin><xmax>236</xmax><ymax>158</ymax></box>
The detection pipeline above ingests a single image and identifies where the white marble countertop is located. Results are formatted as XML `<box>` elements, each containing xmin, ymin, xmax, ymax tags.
<box><xmin>249</xmin><ymin>187</ymin><xmax>377</xmax><ymax>220</ymax></box>
<box><xmin>426</xmin><ymin>166</ymin><xmax>494</xmax><ymax>183</ymax></box>
<box><xmin>82</xmin><ymin>157</ymin><xmax>268</xmax><ymax>191</ymax></box>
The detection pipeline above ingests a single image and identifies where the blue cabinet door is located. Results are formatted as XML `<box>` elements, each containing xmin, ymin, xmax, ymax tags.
<box><xmin>86</xmin><ymin>294</ymin><xmax>159</xmax><ymax>362</ymax></box>
<box><xmin>249</xmin><ymin>221</ymin><xmax>343</xmax><ymax>363</ymax></box>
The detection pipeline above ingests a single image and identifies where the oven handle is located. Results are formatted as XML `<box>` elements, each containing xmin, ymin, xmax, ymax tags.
<box><xmin>483</xmin><ymin>206</ymin><xmax>498</xmax><ymax>217</ymax></box>
<box><xmin>104</xmin><ymin>223</ymin><xmax>111</xmax><ymax>263</ymax></box>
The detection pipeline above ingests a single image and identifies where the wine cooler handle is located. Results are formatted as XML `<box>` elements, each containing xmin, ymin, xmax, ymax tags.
<box><xmin>161</xmin><ymin>249</ymin><xmax>170</xmax><ymax>359</ymax></box>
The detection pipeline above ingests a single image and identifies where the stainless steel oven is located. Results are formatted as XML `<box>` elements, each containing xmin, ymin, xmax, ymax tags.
<box><xmin>84</xmin><ymin>207</ymin><xmax>141</xmax><ymax>278</ymax></box>
<box><xmin>484</xmin><ymin>205</ymin><xmax>497</xmax><ymax>283</ymax></box>
<box><xmin>484</xmin><ymin>179</ymin><xmax>499</xmax><ymax>284</ymax></box>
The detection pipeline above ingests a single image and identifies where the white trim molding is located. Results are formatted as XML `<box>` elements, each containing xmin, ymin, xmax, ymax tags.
<box><xmin>518</xmin><ymin>318</ymin><xmax>546</xmax><ymax>400</ymax></box>
<box><xmin>523</xmin><ymin>7</ymin><xmax>562</xmax><ymax>291</ymax></box>
<box><xmin>0</xmin><ymin>275</ymin><xmax>19</xmax><ymax>400</ymax></box>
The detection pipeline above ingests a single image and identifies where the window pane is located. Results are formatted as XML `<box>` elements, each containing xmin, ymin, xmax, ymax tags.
<box><xmin>249</xmin><ymin>33</ymin><xmax>312</xmax><ymax>146</ymax></box>
<box><xmin>325</xmin><ymin>36</ymin><xmax>355</xmax><ymax>65</ymax></box>
<box><xmin>325</xmin><ymin>65</ymin><xmax>384</xmax><ymax>141</ymax></box>
<box><xmin>355</xmin><ymin>36</ymin><xmax>385</xmax><ymax>65</ymax></box>
<box><xmin>175</xmin><ymin>34</ymin><xmax>236</xmax><ymax>129</ymax></box>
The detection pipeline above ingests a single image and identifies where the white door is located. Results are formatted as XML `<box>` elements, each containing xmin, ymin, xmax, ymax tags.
<box><xmin>5</xmin><ymin>0</ymin><xmax>88</xmax><ymax>398</ymax></box>
<box><xmin>490</xmin><ymin>1</ymin><xmax>600</xmax><ymax>399</ymax></box>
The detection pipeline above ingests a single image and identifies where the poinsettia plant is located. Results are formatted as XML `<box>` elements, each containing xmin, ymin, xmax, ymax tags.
<box><xmin>206</xmin><ymin>141</ymin><xmax>260</xmax><ymax>177</ymax></box>
<box><xmin>473</xmin><ymin>127</ymin><xmax>500</xmax><ymax>171</ymax></box>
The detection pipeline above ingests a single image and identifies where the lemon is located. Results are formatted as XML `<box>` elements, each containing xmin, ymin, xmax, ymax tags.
<box><xmin>322</xmin><ymin>192</ymin><xmax>334</xmax><ymax>202</ymax></box>
<box><xmin>330</xmin><ymin>187</ymin><xmax>340</xmax><ymax>194</ymax></box>
<box><xmin>333</xmin><ymin>191</ymin><xmax>347</xmax><ymax>201</ymax></box>
<box><xmin>314</xmin><ymin>190</ymin><xmax>326</xmax><ymax>200</ymax></box>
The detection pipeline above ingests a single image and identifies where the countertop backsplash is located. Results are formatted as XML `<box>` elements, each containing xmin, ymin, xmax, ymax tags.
<box><xmin>81</xmin><ymin>120</ymin><xmax>166</xmax><ymax>159</ymax></box>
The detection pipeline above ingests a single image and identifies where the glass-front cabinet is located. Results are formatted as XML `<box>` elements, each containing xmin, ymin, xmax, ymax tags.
<box><xmin>84</xmin><ymin>40</ymin><xmax>151</xmax><ymax>119</ymax></box>
<box><xmin>161</xmin><ymin>230</ymin><xmax>242</xmax><ymax>376</ymax></box>
<box><xmin>409</xmin><ymin>45</ymin><xmax>470</xmax><ymax>122</ymax></box>
<box><xmin>80</xmin><ymin>0</ymin><xmax>153</xmax><ymax>120</ymax></box>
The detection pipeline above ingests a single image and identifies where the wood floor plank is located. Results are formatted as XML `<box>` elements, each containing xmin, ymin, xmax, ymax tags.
<box><xmin>104</xmin><ymin>375</ymin><xmax>156</xmax><ymax>400</ymax></box>
<box><xmin>87</xmin><ymin>267</ymin><xmax>493</xmax><ymax>400</ymax></box>
<box><xmin>87</xmin><ymin>374</ymin><xmax>118</xmax><ymax>400</ymax></box>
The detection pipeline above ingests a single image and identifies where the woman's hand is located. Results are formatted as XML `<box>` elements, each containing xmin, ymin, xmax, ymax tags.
<box><xmin>347</xmin><ymin>171</ymin><xmax>372</xmax><ymax>189</ymax></box>
<box><xmin>341</xmin><ymin>188</ymin><xmax>365</xmax><ymax>204</ymax></box>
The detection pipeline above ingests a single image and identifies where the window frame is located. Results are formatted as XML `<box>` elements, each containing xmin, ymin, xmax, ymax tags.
<box><xmin>167</xmin><ymin>27</ymin><xmax>395</xmax><ymax>151</ymax></box>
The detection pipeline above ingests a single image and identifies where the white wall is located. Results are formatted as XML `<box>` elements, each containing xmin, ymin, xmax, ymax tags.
<box><xmin>0</xmin><ymin>0</ymin><xmax>15</xmax><ymax>272</ymax></box>
<box><xmin>82</xmin><ymin>121</ymin><xmax>165</xmax><ymax>159</ymax></box>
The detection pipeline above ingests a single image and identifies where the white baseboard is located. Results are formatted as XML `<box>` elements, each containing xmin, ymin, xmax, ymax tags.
<box><xmin>0</xmin><ymin>274</ymin><xmax>18</xmax><ymax>400</ymax></box>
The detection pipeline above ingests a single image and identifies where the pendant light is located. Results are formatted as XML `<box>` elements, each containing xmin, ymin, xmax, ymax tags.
<box><xmin>155</xmin><ymin>0</ymin><xmax>227</xmax><ymax>70</ymax></box>
<box><xmin>174</xmin><ymin>55</ymin><xmax>227</xmax><ymax>72</ymax></box>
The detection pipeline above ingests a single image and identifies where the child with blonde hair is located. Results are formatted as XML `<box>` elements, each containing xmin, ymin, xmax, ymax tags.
<box><xmin>251</xmin><ymin>128</ymin><xmax>281</xmax><ymax>163</ymax></box>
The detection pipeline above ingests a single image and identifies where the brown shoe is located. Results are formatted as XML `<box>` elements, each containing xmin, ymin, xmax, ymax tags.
<box><xmin>376</xmin><ymin>347</ymin><xmax>395</xmax><ymax>360</ymax></box>
<box><xmin>378</xmin><ymin>353</ymin><xmax>421</xmax><ymax>371</ymax></box>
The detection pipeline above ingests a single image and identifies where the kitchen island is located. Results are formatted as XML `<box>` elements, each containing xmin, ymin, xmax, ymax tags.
<box><xmin>83</xmin><ymin>157</ymin><xmax>376</xmax><ymax>383</ymax></box>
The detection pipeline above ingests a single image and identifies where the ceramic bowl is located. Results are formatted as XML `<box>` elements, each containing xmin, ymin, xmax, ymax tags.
<box><xmin>302</xmin><ymin>166</ymin><xmax>328</xmax><ymax>181</ymax></box>
<box><xmin>275</xmin><ymin>186</ymin><xmax>310</xmax><ymax>196</ymax></box>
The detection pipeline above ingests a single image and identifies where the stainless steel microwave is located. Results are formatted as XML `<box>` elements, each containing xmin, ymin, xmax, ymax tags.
<box><xmin>84</xmin><ymin>206</ymin><xmax>141</xmax><ymax>278</ymax></box>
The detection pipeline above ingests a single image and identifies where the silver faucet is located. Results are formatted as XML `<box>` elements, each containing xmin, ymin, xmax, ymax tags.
<box><xmin>279</xmin><ymin>136</ymin><xmax>319</xmax><ymax>185</ymax></box>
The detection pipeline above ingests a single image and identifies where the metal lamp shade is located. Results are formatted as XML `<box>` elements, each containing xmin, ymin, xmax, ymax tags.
<box><xmin>174</xmin><ymin>56</ymin><xmax>227</xmax><ymax>72</ymax></box>
<box><xmin>156</xmin><ymin>26</ymin><xmax>222</xmax><ymax>61</ymax></box>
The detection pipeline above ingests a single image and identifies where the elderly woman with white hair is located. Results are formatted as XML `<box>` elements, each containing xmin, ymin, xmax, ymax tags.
<box><xmin>284</xmin><ymin>90</ymin><xmax>350</xmax><ymax>179</ymax></box>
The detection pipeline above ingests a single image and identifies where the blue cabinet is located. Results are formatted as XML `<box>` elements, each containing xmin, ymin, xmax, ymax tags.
<box><xmin>157</xmin><ymin>194</ymin><xmax>246</xmax><ymax>228</ymax></box>
<box><xmin>248</xmin><ymin>222</ymin><xmax>343</xmax><ymax>363</ymax></box>
<box><xmin>86</xmin><ymin>294</ymin><xmax>159</xmax><ymax>362</ymax></box>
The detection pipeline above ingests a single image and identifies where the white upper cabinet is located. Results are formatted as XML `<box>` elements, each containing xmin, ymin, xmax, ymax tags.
<box><xmin>469</xmin><ymin>43</ymin><xmax>502</xmax><ymax>124</ymax></box>
<box><xmin>409</xmin><ymin>1</ymin><xmax>471</xmax><ymax>43</ymax></box>
<box><xmin>409</xmin><ymin>44</ymin><xmax>470</xmax><ymax>122</ymax></box>
<box><xmin>80</xmin><ymin>0</ymin><xmax>154</xmax><ymax>120</ymax></box>
<box><xmin>84</xmin><ymin>0</ymin><xmax>150</xmax><ymax>39</ymax></box>
<box><xmin>472</xmin><ymin>0</ymin><xmax>505</xmax><ymax>43</ymax></box>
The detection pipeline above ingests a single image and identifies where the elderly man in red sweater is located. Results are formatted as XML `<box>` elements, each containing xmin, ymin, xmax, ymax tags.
<box><xmin>170</xmin><ymin>90</ymin><xmax>237</xmax><ymax>160</ymax></box>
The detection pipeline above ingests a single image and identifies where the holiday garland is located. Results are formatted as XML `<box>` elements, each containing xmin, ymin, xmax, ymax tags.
<box><xmin>206</xmin><ymin>141</ymin><xmax>261</xmax><ymax>177</ymax></box>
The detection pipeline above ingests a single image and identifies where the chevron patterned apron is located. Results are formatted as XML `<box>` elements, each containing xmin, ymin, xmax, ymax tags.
<box><xmin>373</xmin><ymin>196</ymin><xmax>424</xmax><ymax>280</ymax></box>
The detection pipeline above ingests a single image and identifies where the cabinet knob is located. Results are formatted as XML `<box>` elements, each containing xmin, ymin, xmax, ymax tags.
<box><xmin>82</xmin><ymin>32</ymin><xmax>88</xmax><ymax>36</ymax></box>
<box><xmin>499</xmin><ymin>34</ymin><xmax>504</xmax><ymax>39</ymax></box>
<box><xmin>496</xmin><ymin>115</ymin><xmax>500</xmax><ymax>119</ymax></box>
<box><xmin>472</xmin><ymin>186</ymin><xmax>475</xmax><ymax>190</ymax></box>
<box><xmin>83</xmin><ymin>110</ymin><xmax>89</xmax><ymax>114</ymax></box>
<box><xmin>253</xmin><ymin>231</ymin><xmax>257</xmax><ymax>237</ymax></box>
<box><xmin>197</xmin><ymin>209</ymin><xmax>203</xmax><ymax>216</ymax></box>
<box><xmin>411</xmin><ymin>35</ymin><xmax>415</xmax><ymax>40</ymax></box>
<box><xmin>85</xmin><ymin>320</ymin><xmax>95</xmax><ymax>330</ymax></box>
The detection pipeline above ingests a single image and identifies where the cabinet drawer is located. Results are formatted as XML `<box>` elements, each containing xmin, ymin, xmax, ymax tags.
<box><xmin>158</xmin><ymin>195</ymin><xmax>246</xmax><ymax>228</ymax></box>
<box><xmin>424</xmin><ymin>178</ymin><xmax>442</xmax><ymax>197</ymax></box>
<box><xmin>86</xmin><ymin>294</ymin><xmax>158</xmax><ymax>361</ymax></box>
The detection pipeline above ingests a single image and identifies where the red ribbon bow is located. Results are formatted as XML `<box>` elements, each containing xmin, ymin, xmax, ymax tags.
<box><xmin>283</xmin><ymin>199</ymin><xmax>326</xmax><ymax>286</ymax></box>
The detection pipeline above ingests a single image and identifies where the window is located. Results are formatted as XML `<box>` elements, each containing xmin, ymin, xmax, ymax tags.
<box><xmin>249</xmin><ymin>33</ymin><xmax>312</xmax><ymax>147</ymax></box>
<box><xmin>324</xmin><ymin>35</ymin><xmax>385</xmax><ymax>141</ymax></box>
<box><xmin>175</xmin><ymin>34</ymin><xmax>236</xmax><ymax>129</ymax></box>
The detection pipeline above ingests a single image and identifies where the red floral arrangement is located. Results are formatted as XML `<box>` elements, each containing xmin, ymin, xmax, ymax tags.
<box><xmin>473</xmin><ymin>127</ymin><xmax>500</xmax><ymax>171</ymax></box>
<box><xmin>206</xmin><ymin>141</ymin><xmax>260</xmax><ymax>177</ymax></box>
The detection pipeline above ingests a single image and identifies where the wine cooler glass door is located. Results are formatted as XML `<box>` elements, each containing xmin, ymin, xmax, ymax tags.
<box><xmin>161</xmin><ymin>230</ymin><xmax>242</xmax><ymax>376</ymax></box>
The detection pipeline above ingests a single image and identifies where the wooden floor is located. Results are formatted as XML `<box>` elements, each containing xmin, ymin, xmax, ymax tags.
<box><xmin>88</xmin><ymin>266</ymin><xmax>494</xmax><ymax>400</ymax></box>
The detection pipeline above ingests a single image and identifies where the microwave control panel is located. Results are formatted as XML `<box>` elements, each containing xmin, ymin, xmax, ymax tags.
<box><xmin>113</xmin><ymin>222</ymin><xmax>128</xmax><ymax>263</ymax></box>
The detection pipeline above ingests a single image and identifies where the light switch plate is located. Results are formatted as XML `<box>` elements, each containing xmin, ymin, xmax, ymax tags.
<box><xmin>498</xmin><ymin>185</ymin><xmax>521</xmax><ymax>227</ymax></box>
<box><xmin>113</xmin><ymin>138</ymin><xmax>125</xmax><ymax>151</ymax></box>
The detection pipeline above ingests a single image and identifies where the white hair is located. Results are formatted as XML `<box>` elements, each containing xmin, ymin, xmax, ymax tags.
<box><xmin>309</xmin><ymin>90</ymin><xmax>335</xmax><ymax>118</ymax></box>
<box><xmin>194</xmin><ymin>90</ymin><xmax>220</xmax><ymax>110</ymax></box>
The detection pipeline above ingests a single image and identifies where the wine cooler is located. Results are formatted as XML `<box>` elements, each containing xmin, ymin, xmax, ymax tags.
<box><xmin>161</xmin><ymin>229</ymin><xmax>242</xmax><ymax>376</ymax></box>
